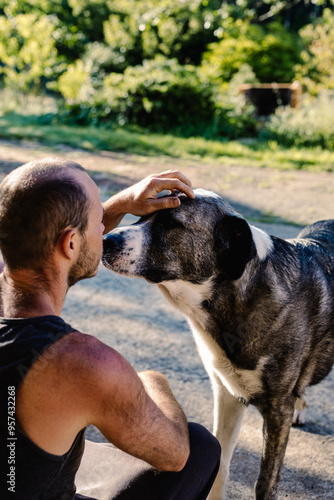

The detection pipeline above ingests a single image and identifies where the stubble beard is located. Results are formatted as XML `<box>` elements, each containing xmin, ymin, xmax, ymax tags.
<box><xmin>67</xmin><ymin>237</ymin><xmax>101</xmax><ymax>288</ymax></box>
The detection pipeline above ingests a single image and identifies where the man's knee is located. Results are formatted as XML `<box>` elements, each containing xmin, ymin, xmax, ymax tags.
<box><xmin>187</xmin><ymin>423</ymin><xmax>221</xmax><ymax>470</ymax></box>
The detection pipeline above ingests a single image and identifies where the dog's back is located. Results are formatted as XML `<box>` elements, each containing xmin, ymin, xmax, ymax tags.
<box><xmin>287</xmin><ymin>220</ymin><xmax>334</xmax><ymax>388</ymax></box>
<box><xmin>296</xmin><ymin>219</ymin><xmax>334</xmax><ymax>261</ymax></box>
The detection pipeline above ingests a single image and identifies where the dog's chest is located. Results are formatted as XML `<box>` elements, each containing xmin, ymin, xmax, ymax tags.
<box><xmin>189</xmin><ymin>319</ymin><xmax>265</xmax><ymax>402</ymax></box>
<box><xmin>158</xmin><ymin>280</ymin><xmax>265</xmax><ymax>402</ymax></box>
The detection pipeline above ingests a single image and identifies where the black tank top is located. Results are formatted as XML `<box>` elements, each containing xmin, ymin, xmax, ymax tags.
<box><xmin>0</xmin><ymin>316</ymin><xmax>86</xmax><ymax>499</ymax></box>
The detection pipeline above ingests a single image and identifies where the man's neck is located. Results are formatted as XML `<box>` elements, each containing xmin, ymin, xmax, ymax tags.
<box><xmin>0</xmin><ymin>268</ymin><xmax>66</xmax><ymax>319</ymax></box>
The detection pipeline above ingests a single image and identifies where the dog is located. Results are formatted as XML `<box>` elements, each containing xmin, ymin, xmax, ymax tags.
<box><xmin>102</xmin><ymin>189</ymin><xmax>334</xmax><ymax>500</ymax></box>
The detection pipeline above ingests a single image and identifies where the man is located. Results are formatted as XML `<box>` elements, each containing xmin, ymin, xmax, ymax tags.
<box><xmin>0</xmin><ymin>158</ymin><xmax>220</xmax><ymax>500</ymax></box>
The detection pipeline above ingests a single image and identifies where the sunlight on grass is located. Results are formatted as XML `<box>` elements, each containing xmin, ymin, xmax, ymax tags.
<box><xmin>1</xmin><ymin>110</ymin><xmax>334</xmax><ymax>172</ymax></box>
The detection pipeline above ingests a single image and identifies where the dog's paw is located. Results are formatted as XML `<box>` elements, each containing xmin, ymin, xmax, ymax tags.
<box><xmin>292</xmin><ymin>396</ymin><xmax>308</xmax><ymax>427</ymax></box>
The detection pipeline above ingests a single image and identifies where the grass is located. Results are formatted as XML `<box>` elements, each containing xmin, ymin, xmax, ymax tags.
<box><xmin>1</xmin><ymin>90</ymin><xmax>334</xmax><ymax>172</ymax></box>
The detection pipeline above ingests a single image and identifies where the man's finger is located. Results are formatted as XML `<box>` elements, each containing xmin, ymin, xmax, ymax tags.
<box><xmin>149</xmin><ymin>196</ymin><xmax>181</xmax><ymax>211</ymax></box>
<box><xmin>152</xmin><ymin>171</ymin><xmax>194</xmax><ymax>192</ymax></box>
<box><xmin>148</xmin><ymin>178</ymin><xmax>195</xmax><ymax>200</ymax></box>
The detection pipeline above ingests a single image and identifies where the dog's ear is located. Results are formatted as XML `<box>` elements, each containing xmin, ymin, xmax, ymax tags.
<box><xmin>214</xmin><ymin>216</ymin><xmax>255</xmax><ymax>280</ymax></box>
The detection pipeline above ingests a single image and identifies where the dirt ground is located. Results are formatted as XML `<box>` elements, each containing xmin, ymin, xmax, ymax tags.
<box><xmin>0</xmin><ymin>140</ymin><xmax>333</xmax><ymax>499</ymax></box>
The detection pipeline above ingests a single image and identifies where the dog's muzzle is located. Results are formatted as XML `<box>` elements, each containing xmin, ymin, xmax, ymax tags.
<box><xmin>102</xmin><ymin>233</ymin><xmax>125</xmax><ymax>268</ymax></box>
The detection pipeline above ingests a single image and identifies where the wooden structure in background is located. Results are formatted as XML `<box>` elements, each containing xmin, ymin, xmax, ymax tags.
<box><xmin>239</xmin><ymin>82</ymin><xmax>302</xmax><ymax>115</ymax></box>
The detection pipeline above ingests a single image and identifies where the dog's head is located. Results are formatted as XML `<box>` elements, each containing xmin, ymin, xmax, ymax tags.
<box><xmin>102</xmin><ymin>189</ymin><xmax>271</xmax><ymax>284</ymax></box>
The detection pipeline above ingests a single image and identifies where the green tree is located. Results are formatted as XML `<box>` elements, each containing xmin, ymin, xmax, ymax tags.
<box><xmin>214</xmin><ymin>0</ymin><xmax>334</xmax><ymax>31</ymax></box>
<box><xmin>60</xmin><ymin>0</ymin><xmax>222</xmax><ymax>71</ymax></box>
<box><xmin>201</xmin><ymin>20</ymin><xmax>303</xmax><ymax>86</ymax></box>
<box><xmin>0</xmin><ymin>12</ymin><xmax>59</xmax><ymax>92</ymax></box>
<box><xmin>295</xmin><ymin>8</ymin><xmax>334</xmax><ymax>94</ymax></box>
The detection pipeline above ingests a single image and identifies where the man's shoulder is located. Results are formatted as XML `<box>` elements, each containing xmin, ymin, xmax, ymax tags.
<box><xmin>47</xmin><ymin>329</ymin><xmax>140</xmax><ymax>402</ymax></box>
<box><xmin>50</xmin><ymin>329</ymin><xmax>126</xmax><ymax>378</ymax></box>
<box><xmin>46</xmin><ymin>330</ymin><xmax>144</xmax><ymax>430</ymax></box>
<box><xmin>20</xmin><ymin>329</ymin><xmax>136</xmax><ymax>428</ymax></box>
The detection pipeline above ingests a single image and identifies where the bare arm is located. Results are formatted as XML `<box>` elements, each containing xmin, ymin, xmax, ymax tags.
<box><xmin>16</xmin><ymin>332</ymin><xmax>190</xmax><ymax>468</ymax></box>
<box><xmin>103</xmin><ymin>170</ymin><xmax>195</xmax><ymax>233</ymax></box>
<box><xmin>80</xmin><ymin>336</ymin><xmax>190</xmax><ymax>471</ymax></box>
<box><xmin>138</xmin><ymin>370</ymin><xmax>189</xmax><ymax>465</ymax></box>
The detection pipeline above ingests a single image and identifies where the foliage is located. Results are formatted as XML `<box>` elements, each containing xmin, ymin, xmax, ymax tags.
<box><xmin>295</xmin><ymin>8</ymin><xmax>334</xmax><ymax>95</ymax></box>
<box><xmin>100</xmin><ymin>0</ymin><xmax>222</xmax><ymax>68</ymax></box>
<box><xmin>0</xmin><ymin>13</ymin><xmax>59</xmax><ymax>92</ymax></box>
<box><xmin>261</xmin><ymin>92</ymin><xmax>334</xmax><ymax>150</ymax></box>
<box><xmin>1</xmin><ymin>0</ymin><xmax>334</xmax><ymax>140</ymax></box>
<box><xmin>0</xmin><ymin>0</ymin><xmax>331</xmax><ymax>94</ymax></box>
<box><xmin>102</xmin><ymin>57</ymin><xmax>215</xmax><ymax>132</ymax></box>
<box><xmin>57</xmin><ymin>56</ymin><xmax>258</xmax><ymax>138</ymax></box>
<box><xmin>57</xmin><ymin>57</ymin><xmax>212</xmax><ymax>130</ymax></box>
<box><xmin>0</xmin><ymin>88</ymin><xmax>57</xmax><ymax>116</ymax></box>
<box><xmin>201</xmin><ymin>20</ymin><xmax>303</xmax><ymax>86</ymax></box>
<box><xmin>57</xmin><ymin>60</ymin><xmax>92</xmax><ymax>101</ymax></box>
<box><xmin>239</xmin><ymin>0</ymin><xmax>334</xmax><ymax>31</ymax></box>
<box><xmin>1</xmin><ymin>0</ymin><xmax>88</xmax><ymax>63</ymax></box>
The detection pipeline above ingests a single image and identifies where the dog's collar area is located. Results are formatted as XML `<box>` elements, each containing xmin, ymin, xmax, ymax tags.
<box><xmin>237</xmin><ymin>396</ymin><xmax>249</xmax><ymax>406</ymax></box>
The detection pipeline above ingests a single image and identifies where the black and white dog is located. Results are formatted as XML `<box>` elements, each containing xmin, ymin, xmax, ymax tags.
<box><xmin>102</xmin><ymin>189</ymin><xmax>334</xmax><ymax>500</ymax></box>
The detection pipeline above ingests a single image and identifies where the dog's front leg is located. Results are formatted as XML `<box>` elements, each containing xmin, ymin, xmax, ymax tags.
<box><xmin>208</xmin><ymin>379</ymin><xmax>247</xmax><ymax>500</ymax></box>
<box><xmin>255</xmin><ymin>398</ymin><xmax>295</xmax><ymax>500</ymax></box>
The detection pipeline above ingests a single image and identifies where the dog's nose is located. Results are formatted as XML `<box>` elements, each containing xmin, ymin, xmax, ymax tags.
<box><xmin>103</xmin><ymin>233</ymin><xmax>124</xmax><ymax>256</ymax></box>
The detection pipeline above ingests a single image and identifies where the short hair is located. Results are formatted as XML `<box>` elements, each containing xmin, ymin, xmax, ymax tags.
<box><xmin>0</xmin><ymin>158</ymin><xmax>90</xmax><ymax>271</ymax></box>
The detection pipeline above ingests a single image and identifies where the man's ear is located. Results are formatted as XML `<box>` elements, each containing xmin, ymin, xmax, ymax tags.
<box><xmin>214</xmin><ymin>216</ymin><xmax>255</xmax><ymax>280</ymax></box>
<box><xmin>57</xmin><ymin>229</ymin><xmax>79</xmax><ymax>260</ymax></box>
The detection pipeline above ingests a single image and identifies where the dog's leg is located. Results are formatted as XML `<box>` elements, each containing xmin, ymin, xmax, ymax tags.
<box><xmin>255</xmin><ymin>397</ymin><xmax>295</xmax><ymax>500</ymax></box>
<box><xmin>208</xmin><ymin>379</ymin><xmax>247</xmax><ymax>500</ymax></box>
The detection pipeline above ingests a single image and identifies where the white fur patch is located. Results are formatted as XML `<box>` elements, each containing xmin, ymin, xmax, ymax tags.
<box><xmin>194</xmin><ymin>188</ymin><xmax>222</xmax><ymax>200</ymax></box>
<box><xmin>108</xmin><ymin>225</ymin><xmax>144</xmax><ymax>276</ymax></box>
<box><xmin>190</xmin><ymin>321</ymin><xmax>266</xmax><ymax>402</ymax></box>
<box><xmin>158</xmin><ymin>279</ymin><xmax>213</xmax><ymax>330</ymax></box>
<box><xmin>159</xmin><ymin>279</ymin><xmax>266</xmax><ymax>402</ymax></box>
<box><xmin>250</xmin><ymin>225</ymin><xmax>274</xmax><ymax>261</ymax></box>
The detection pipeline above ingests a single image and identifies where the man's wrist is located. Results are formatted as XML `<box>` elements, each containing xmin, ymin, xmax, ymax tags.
<box><xmin>103</xmin><ymin>191</ymin><xmax>131</xmax><ymax>233</ymax></box>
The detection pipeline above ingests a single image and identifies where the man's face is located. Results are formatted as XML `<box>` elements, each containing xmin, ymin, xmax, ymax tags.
<box><xmin>67</xmin><ymin>235</ymin><xmax>100</xmax><ymax>287</ymax></box>
<box><xmin>67</xmin><ymin>171</ymin><xmax>105</xmax><ymax>287</ymax></box>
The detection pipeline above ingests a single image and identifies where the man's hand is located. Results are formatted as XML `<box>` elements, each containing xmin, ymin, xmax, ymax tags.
<box><xmin>119</xmin><ymin>170</ymin><xmax>195</xmax><ymax>216</ymax></box>
<box><xmin>103</xmin><ymin>170</ymin><xmax>195</xmax><ymax>233</ymax></box>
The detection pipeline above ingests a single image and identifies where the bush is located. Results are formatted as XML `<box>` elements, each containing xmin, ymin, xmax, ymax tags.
<box><xmin>56</xmin><ymin>56</ymin><xmax>258</xmax><ymax>139</ymax></box>
<box><xmin>201</xmin><ymin>21</ymin><xmax>303</xmax><ymax>87</ymax></box>
<box><xmin>101</xmin><ymin>57</ymin><xmax>215</xmax><ymax>133</ymax></box>
<box><xmin>261</xmin><ymin>92</ymin><xmax>334</xmax><ymax>150</ymax></box>
<box><xmin>58</xmin><ymin>57</ymin><xmax>216</xmax><ymax>133</ymax></box>
<box><xmin>0</xmin><ymin>13</ymin><xmax>59</xmax><ymax>92</ymax></box>
<box><xmin>295</xmin><ymin>9</ymin><xmax>334</xmax><ymax>95</ymax></box>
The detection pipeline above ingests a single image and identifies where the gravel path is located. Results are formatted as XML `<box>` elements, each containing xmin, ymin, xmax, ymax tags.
<box><xmin>1</xmin><ymin>140</ymin><xmax>333</xmax><ymax>499</ymax></box>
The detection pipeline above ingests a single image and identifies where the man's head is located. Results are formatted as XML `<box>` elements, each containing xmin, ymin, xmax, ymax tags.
<box><xmin>0</xmin><ymin>158</ymin><xmax>103</xmax><ymax>286</ymax></box>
